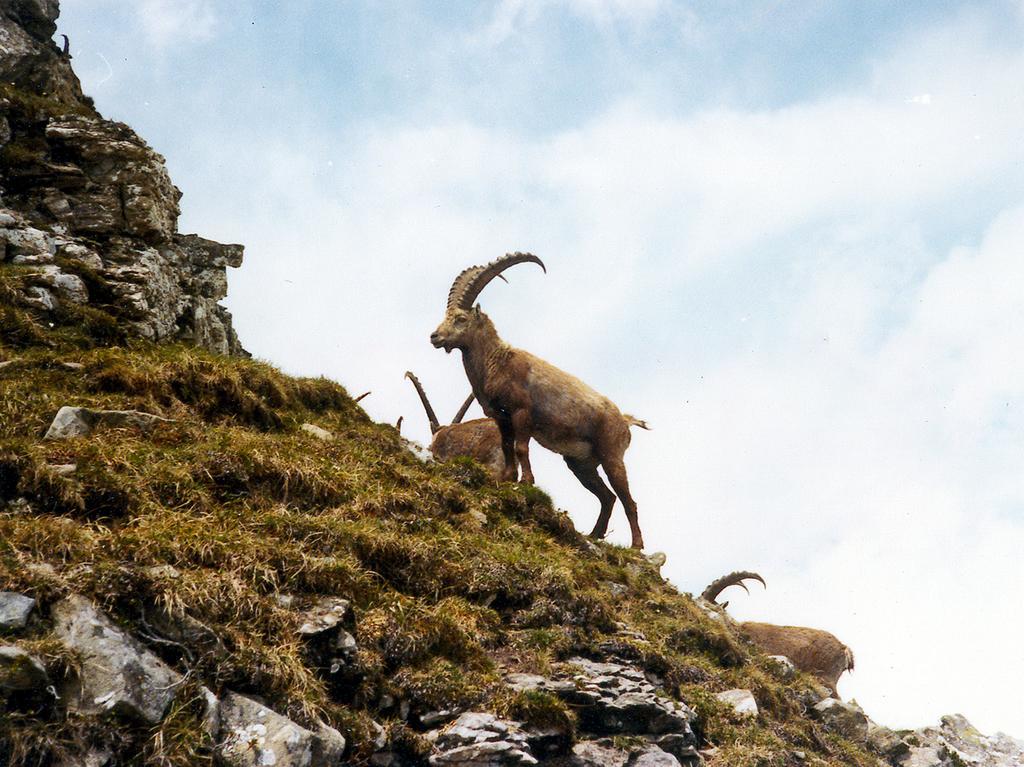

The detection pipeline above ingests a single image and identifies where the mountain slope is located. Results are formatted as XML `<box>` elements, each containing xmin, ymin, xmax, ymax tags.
<box><xmin>2</xmin><ymin>3</ymin><xmax>1020</xmax><ymax>767</ymax></box>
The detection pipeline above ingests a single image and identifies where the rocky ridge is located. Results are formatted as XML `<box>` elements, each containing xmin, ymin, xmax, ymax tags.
<box><xmin>4</xmin><ymin>581</ymin><xmax>1022</xmax><ymax>766</ymax></box>
<box><xmin>0</xmin><ymin>0</ymin><xmax>245</xmax><ymax>354</ymax></box>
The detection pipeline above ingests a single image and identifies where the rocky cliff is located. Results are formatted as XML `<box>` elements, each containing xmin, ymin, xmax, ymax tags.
<box><xmin>1</xmin><ymin>3</ymin><xmax>1022</xmax><ymax>767</ymax></box>
<box><xmin>0</xmin><ymin>0</ymin><xmax>245</xmax><ymax>355</ymax></box>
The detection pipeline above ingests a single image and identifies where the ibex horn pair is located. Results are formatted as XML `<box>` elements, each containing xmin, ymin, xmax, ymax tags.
<box><xmin>445</xmin><ymin>252</ymin><xmax>546</xmax><ymax>313</ymax></box>
<box><xmin>701</xmin><ymin>571</ymin><xmax>766</xmax><ymax>604</ymax></box>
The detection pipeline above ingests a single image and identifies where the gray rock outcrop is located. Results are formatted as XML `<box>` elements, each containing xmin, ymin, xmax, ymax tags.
<box><xmin>51</xmin><ymin>594</ymin><xmax>182</xmax><ymax>724</ymax></box>
<box><xmin>0</xmin><ymin>2</ymin><xmax>246</xmax><ymax>355</ymax></box>
<box><xmin>0</xmin><ymin>0</ymin><xmax>83</xmax><ymax>105</ymax></box>
<box><xmin>504</xmin><ymin>655</ymin><xmax>699</xmax><ymax>767</ymax></box>
<box><xmin>44</xmin><ymin>405</ymin><xmax>172</xmax><ymax>439</ymax></box>
<box><xmin>430</xmin><ymin>713</ymin><xmax>538</xmax><ymax>766</ymax></box>
<box><xmin>217</xmin><ymin>691</ymin><xmax>345</xmax><ymax>767</ymax></box>
<box><xmin>812</xmin><ymin>697</ymin><xmax>868</xmax><ymax>741</ymax></box>
<box><xmin>898</xmin><ymin>714</ymin><xmax>1024</xmax><ymax>767</ymax></box>
<box><xmin>512</xmin><ymin>657</ymin><xmax>697</xmax><ymax>739</ymax></box>
<box><xmin>0</xmin><ymin>644</ymin><xmax>49</xmax><ymax>691</ymax></box>
<box><xmin>716</xmin><ymin>688</ymin><xmax>758</xmax><ymax>718</ymax></box>
<box><xmin>0</xmin><ymin>591</ymin><xmax>36</xmax><ymax>630</ymax></box>
<box><xmin>300</xmin><ymin>423</ymin><xmax>335</xmax><ymax>441</ymax></box>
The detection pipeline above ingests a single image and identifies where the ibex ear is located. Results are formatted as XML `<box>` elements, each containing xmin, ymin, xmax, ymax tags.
<box><xmin>473</xmin><ymin>304</ymin><xmax>482</xmax><ymax>317</ymax></box>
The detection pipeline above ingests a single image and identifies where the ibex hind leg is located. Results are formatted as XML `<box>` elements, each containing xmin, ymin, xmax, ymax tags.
<box><xmin>602</xmin><ymin>457</ymin><xmax>643</xmax><ymax>549</ymax></box>
<box><xmin>564</xmin><ymin>457</ymin><xmax>616</xmax><ymax>539</ymax></box>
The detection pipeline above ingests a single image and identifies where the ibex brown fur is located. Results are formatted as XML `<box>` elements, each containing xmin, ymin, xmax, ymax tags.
<box><xmin>431</xmin><ymin>253</ymin><xmax>650</xmax><ymax>549</ymax></box>
<box><xmin>702</xmin><ymin>572</ymin><xmax>855</xmax><ymax>698</ymax></box>
<box><xmin>405</xmin><ymin>371</ymin><xmax>504</xmax><ymax>478</ymax></box>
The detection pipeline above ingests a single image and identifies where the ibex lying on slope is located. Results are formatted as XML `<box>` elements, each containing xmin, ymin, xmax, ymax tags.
<box><xmin>431</xmin><ymin>252</ymin><xmax>650</xmax><ymax>549</ymax></box>
<box><xmin>702</xmin><ymin>572</ymin><xmax>855</xmax><ymax>698</ymax></box>
<box><xmin>404</xmin><ymin>371</ymin><xmax>505</xmax><ymax>478</ymax></box>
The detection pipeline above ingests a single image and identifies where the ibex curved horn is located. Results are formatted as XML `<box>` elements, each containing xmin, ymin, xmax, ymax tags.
<box><xmin>61</xmin><ymin>34</ymin><xmax>70</xmax><ymax>56</ymax></box>
<box><xmin>451</xmin><ymin>392</ymin><xmax>475</xmax><ymax>424</ymax></box>
<box><xmin>701</xmin><ymin>571</ymin><xmax>766</xmax><ymax>604</ymax></box>
<box><xmin>445</xmin><ymin>252</ymin><xmax>546</xmax><ymax>313</ymax></box>
<box><xmin>405</xmin><ymin>371</ymin><xmax>441</xmax><ymax>434</ymax></box>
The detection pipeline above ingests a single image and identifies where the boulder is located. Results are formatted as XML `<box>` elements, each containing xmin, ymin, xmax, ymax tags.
<box><xmin>631</xmin><ymin>746</ymin><xmax>681</xmax><ymax>767</ymax></box>
<box><xmin>902</xmin><ymin>714</ymin><xmax>1024</xmax><ymax>767</ymax></box>
<box><xmin>31</xmin><ymin>265</ymin><xmax>88</xmax><ymax>303</ymax></box>
<box><xmin>0</xmin><ymin>592</ymin><xmax>36</xmax><ymax>631</ymax></box>
<box><xmin>295</xmin><ymin>596</ymin><xmax>358</xmax><ymax>675</ymax></box>
<box><xmin>300</xmin><ymin>423</ymin><xmax>334</xmax><ymax>441</ymax></box>
<box><xmin>653</xmin><ymin>733</ymin><xmax>700</xmax><ymax>765</ymax></box>
<box><xmin>562</xmin><ymin>740</ymin><xmax>629</xmax><ymax>767</ymax></box>
<box><xmin>1</xmin><ymin>225</ymin><xmax>54</xmax><ymax>259</ymax></box>
<box><xmin>431</xmin><ymin>741</ymin><xmax>538</xmax><ymax>766</ymax></box>
<box><xmin>217</xmin><ymin>691</ymin><xmax>345</xmax><ymax>767</ymax></box>
<box><xmin>431</xmin><ymin>712</ymin><xmax>537</xmax><ymax>766</ymax></box>
<box><xmin>0</xmin><ymin>645</ymin><xmax>49</xmax><ymax>691</ymax></box>
<box><xmin>553</xmin><ymin>741</ymin><xmax>686</xmax><ymax>767</ymax></box>
<box><xmin>44</xmin><ymin>406</ymin><xmax>171</xmax><ymax>439</ymax></box>
<box><xmin>765</xmin><ymin>655</ymin><xmax>797</xmax><ymax>682</ymax></box>
<box><xmin>506</xmin><ymin>657</ymin><xmax>700</xmax><ymax>765</ymax></box>
<box><xmin>51</xmin><ymin>594</ymin><xmax>182</xmax><ymax>724</ymax></box>
<box><xmin>812</xmin><ymin>698</ymin><xmax>868</xmax><ymax>741</ymax></box>
<box><xmin>865</xmin><ymin>720</ymin><xmax>910</xmax><ymax>763</ymax></box>
<box><xmin>311</xmin><ymin>720</ymin><xmax>348</xmax><ymax>765</ymax></box>
<box><xmin>420</xmin><ymin>709</ymin><xmax>461</xmax><ymax>728</ymax></box>
<box><xmin>524</xmin><ymin>726</ymin><xmax>572</xmax><ymax>759</ymax></box>
<box><xmin>562</xmin><ymin>658</ymin><xmax>697</xmax><ymax>737</ymax></box>
<box><xmin>716</xmin><ymin>689</ymin><xmax>758</xmax><ymax>718</ymax></box>
<box><xmin>645</xmin><ymin>553</ymin><xmax>667</xmax><ymax>570</ymax></box>
<box><xmin>296</xmin><ymin>596</ymin><xmax>352</xmax><ymax>637</ymax></box>
<box><xmin>199</xmin><ymin>686</ymin><xmax>221</xmax><ymax>739</ymax></box>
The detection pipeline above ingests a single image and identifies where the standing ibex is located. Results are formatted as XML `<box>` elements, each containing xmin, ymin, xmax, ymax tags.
<box><xmin>404</xmin><ymin>371</ymin><xmax>505</xmax><ymax>478</ymax></box>
<box><xmin>702</xmin><ymin>572</ymin><xmax>855</xmax><ymax>698</ymax></box>
<box><xmin>431</xmin><ymin>253</ymin><xmax>649</xmax><ymax>549</ymax></box>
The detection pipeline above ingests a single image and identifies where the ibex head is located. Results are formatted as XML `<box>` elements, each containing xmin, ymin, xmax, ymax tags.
<box><xmin>430</xmin><ymin>252</ymin><xmax>545</xmax><ymax>353</ymax></box>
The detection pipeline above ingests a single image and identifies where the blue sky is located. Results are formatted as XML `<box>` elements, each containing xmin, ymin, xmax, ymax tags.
<box><xmin>60</xmin><ymin>0</ymin><xmax>1024</xmax><ymax>738</ymax></box>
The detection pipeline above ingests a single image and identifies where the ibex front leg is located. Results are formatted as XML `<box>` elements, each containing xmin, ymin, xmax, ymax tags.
<box><xmin>511</xmin><ymin>409</ymin><xmax>535</xmax><ymax>484</ymax></box>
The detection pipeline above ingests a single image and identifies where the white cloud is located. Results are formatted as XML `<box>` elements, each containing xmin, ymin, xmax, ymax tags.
<box><xmin>475</xmin><ymin>0</ymin><xmax>670</xmax><ymax>45</ymax></box>
<box><xmin>157</xmin><ymin>6</ymin><xmax>1024</xmax><ymax>738</ymax></box>
<box><xmin>650</xmin><ymin>204</ymin><xmax>1024</xmax><ymax>731</ymax></box>
<box><xmin>136</xmin><ymin>0</ymin><xmax>217</xmax><ymax>48</ymax></box>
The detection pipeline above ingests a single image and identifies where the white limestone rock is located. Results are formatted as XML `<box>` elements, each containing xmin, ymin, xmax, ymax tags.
<box><xmin>812</xmin><ymin>697</ymin><xmax>868</xmax><ymax>741</ymax></box>
<box><xmin>51</xmin><ymin>594</ymin><xmax>182</xmax><ymax>724</ymax></box>
<box><xmin>44</xmin><ymin>406</ymin><xmax>171</xmax><ymax>439</ymax></box>
<box><xmin>716</xmin><ymin>689</ymin><xmax>759</xmax><ymax>718</ymax></box>
<box><xmin>217</xmin><ymin>691</ymin><xmax>344</xmax><ymax>767</ymax></box>
<box><xmin>0</xmin><ymin>592</ymin><xmax>36</xmax><ymax>631</ymax></box>
<box><xmin>0</xmin><ymin>645</ymin><xmax>49</xmax><ymax>691</ymax></box>
<box><xmin>300</xmin><ymin>423</ymin><xmax>334</xmax><ymax>441</ymax></box>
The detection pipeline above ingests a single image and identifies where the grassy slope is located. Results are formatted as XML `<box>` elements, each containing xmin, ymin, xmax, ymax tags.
<box><xmin>0</xmin><ymin>263</ymin><xmax>877</xmax><ymax>767</ymax></box>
